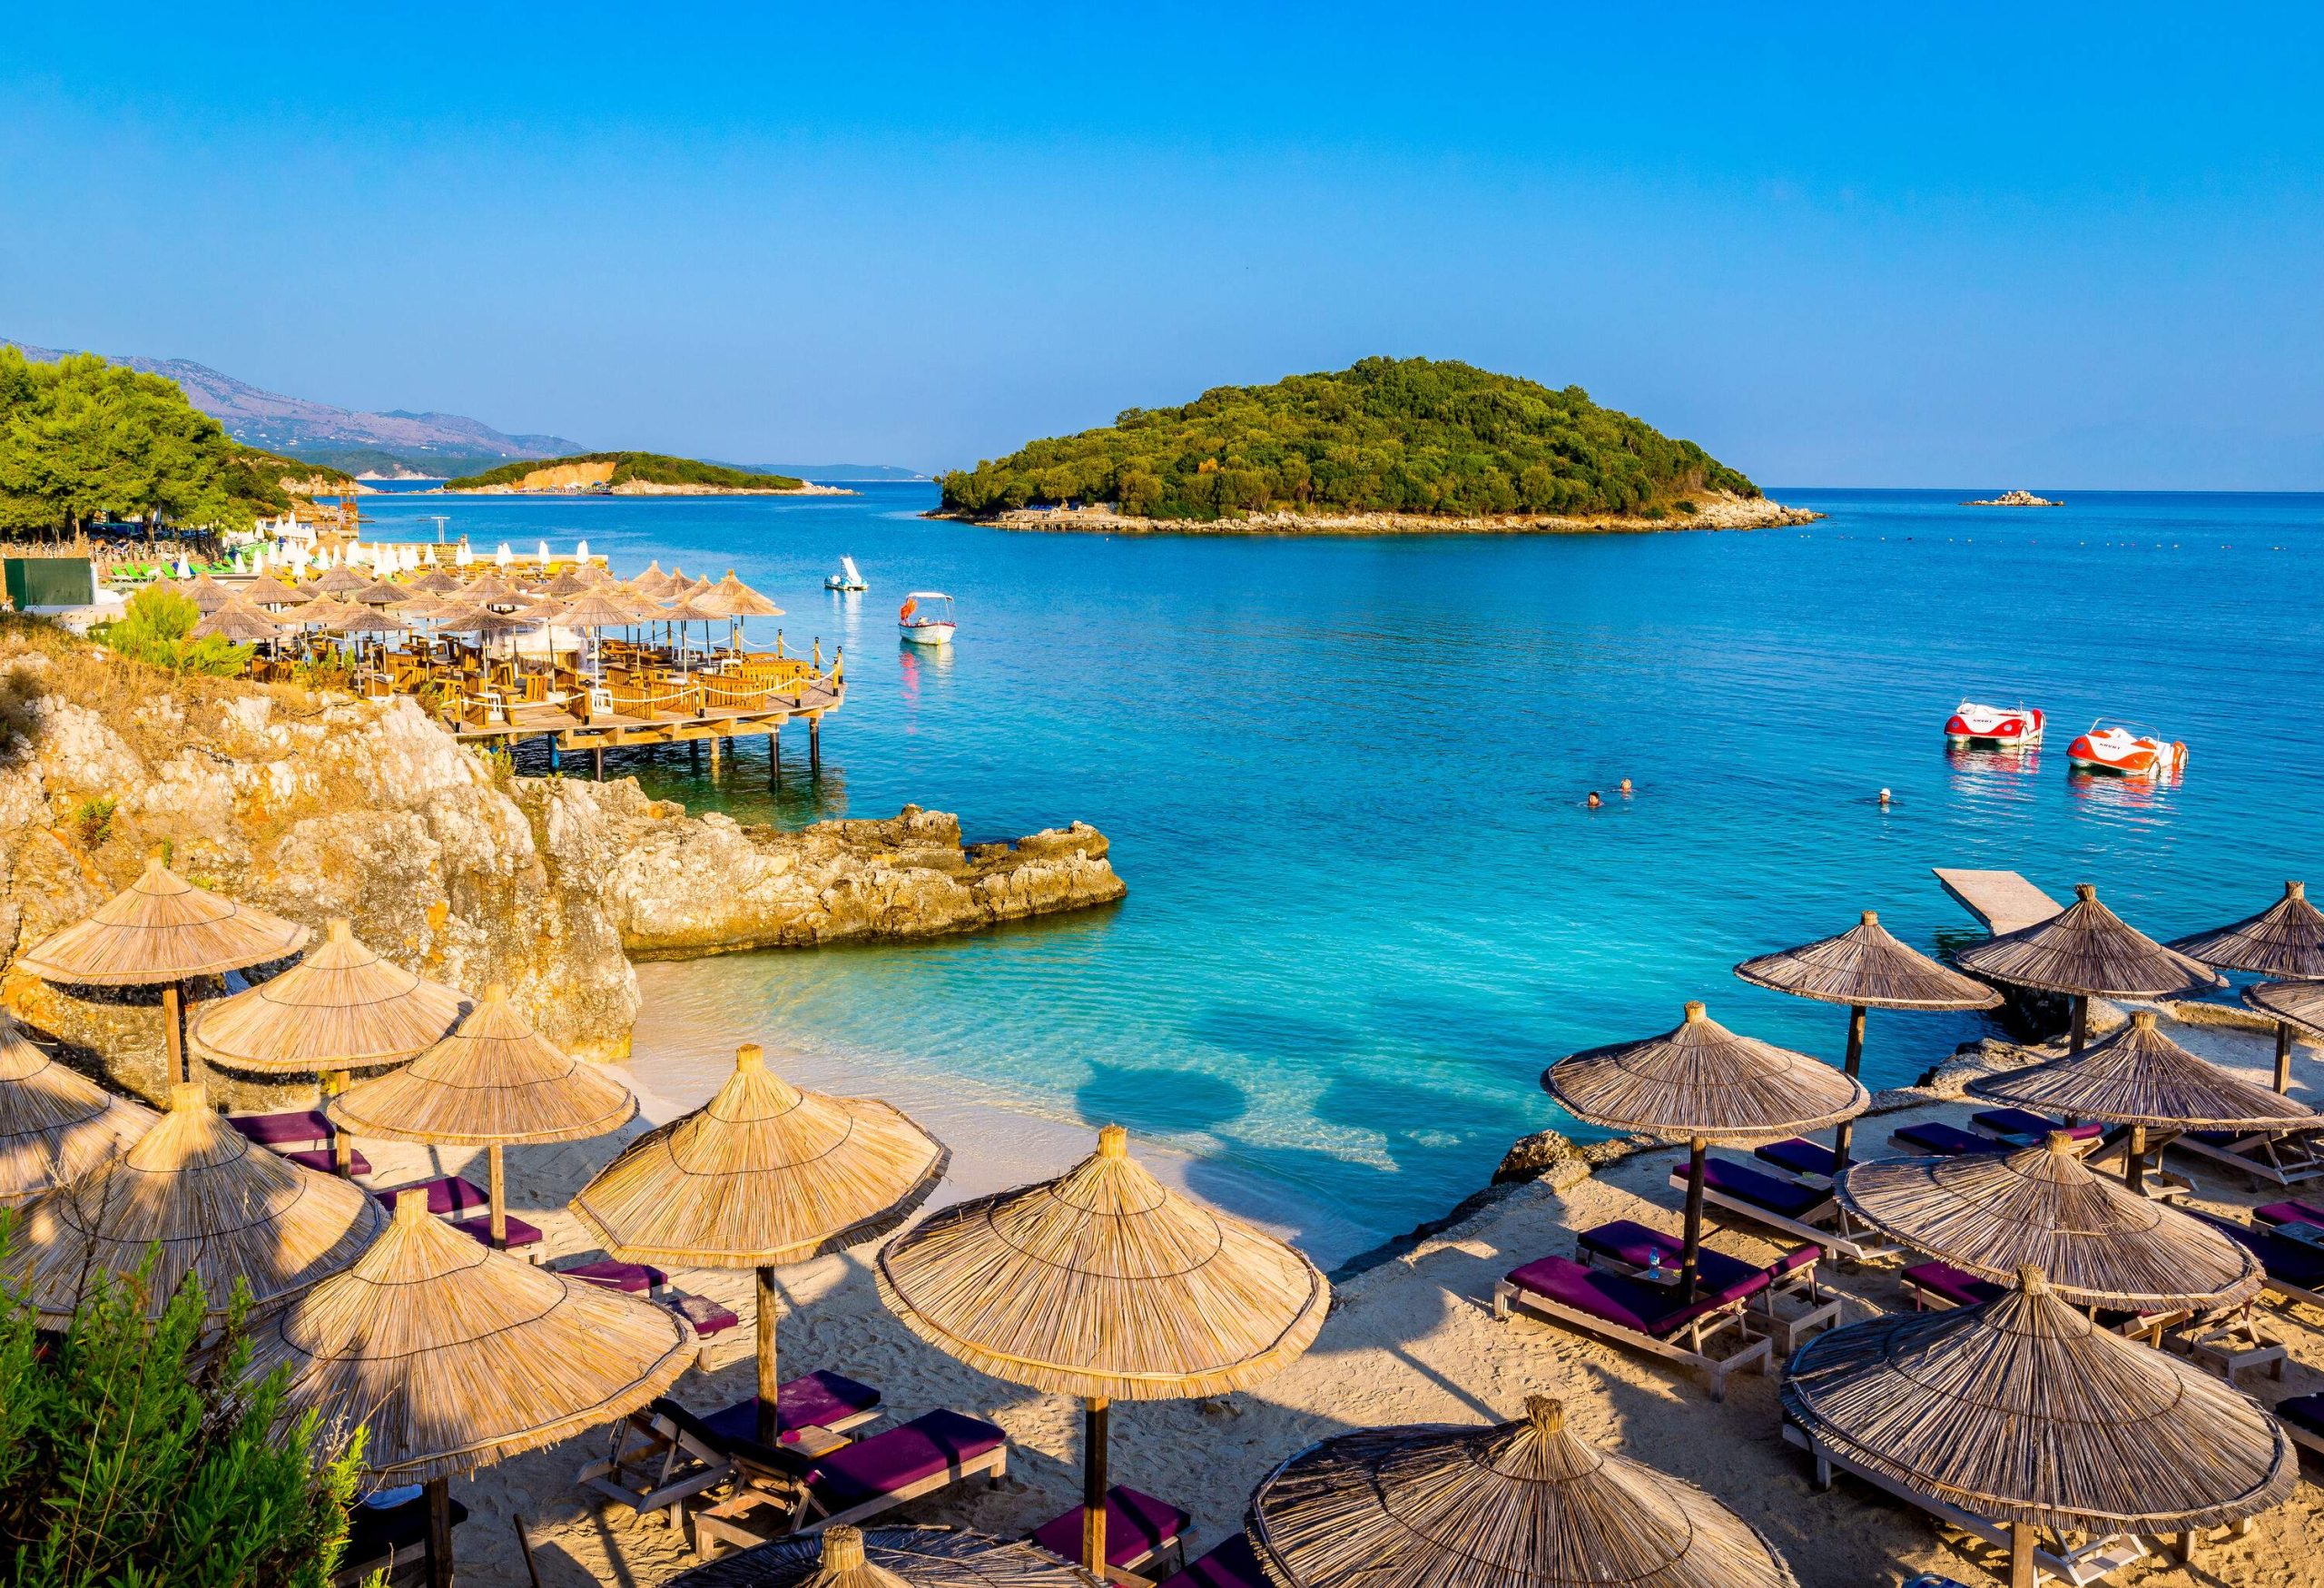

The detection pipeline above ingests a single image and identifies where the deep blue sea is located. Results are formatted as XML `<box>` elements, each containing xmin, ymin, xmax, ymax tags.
<box><xmin>358</xmin><ymin>485</ymin><xmax>2324</xmax><ymax>1255</ymax></box>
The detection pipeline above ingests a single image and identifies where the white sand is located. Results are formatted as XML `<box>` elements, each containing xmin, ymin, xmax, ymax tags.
<box><xmin>352</xmin><ymin>1014</ymin><xmax>2324</xmax><ymax>1588</ymax></box>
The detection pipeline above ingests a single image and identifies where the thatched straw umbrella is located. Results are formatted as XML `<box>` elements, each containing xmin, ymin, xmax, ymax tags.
<box><xmin>877</xmin><ymin>1124</ymin><xmax>1329</xmax><ymax>1573</ymax></box>
<box><xmin>538</xmin><ymin>567</ymin><xmax>596</xmax><ymax>599</ymax></box>
<box><xmin>330</xmin><ymin>982</ymin><xmax>634</xmax><ymax>1248</ymax></box>
<box><xmin>351</xmin><ymin>577</ymin><xmax>408</xmax><ymax>606</ymax></box>
<box><xmin>2247</xmin><ymin>977</ymin><xmax>2324</xmax><ymax>1061</ymax></box>
<box><xmin>182</xmin><ymin>572</ymin><xmax>233</xmax><ymax>613</ymax></box>
<box><xmin>571</xmin><ymin>1050</ymin><xmax>943</xmax><ymax>1450</ymax></box>
<box><xmin>1247</xmin><ymin>1396</ymin><xmax>1799</xmax><ymax>1588</ymax></box>
<box><xmin>1735</xmin><ymin>910</ymin><xmax>2000</xmax><ymax>1169</ymax></box>
<box><xmin>0</xmin><ymin>1011</ymin><xmax>154</xmax><ymax>1206</ymax></box>
<box><xmin>2172</xmin><ymin>882</ymin><xmax>2324</xmax><ymax>1090</ymax></box>
<box><xmin>241</xmin><ymin>572</ymin><xmax>313</xmax><ymax>607</ymax></box>
<box><xmin>1781</xmin><ymin>1266</ymin><xmax>2295</xmax><ymax>1587</ymax></box>
<box><xmin>1956</xmin><ymin>883</ymin><xmax>2222</xmax><ymax>1054</ymax></box>
<box><xmin>693</xmin><ymin>570</ymin><xmax>785</xmax><ymax>653</ymax></box>
<box><xmin>1837</xmin><ymin>1131</ymin><xmax>2263</xmax><ymax>1309</ymax></box>
<box><xmin>18</xmin><ymin>1080</ymin><xmax>381</xmax><ymax>1326</ymax></box>
<box><xmin>629</xmin><ymin>561</ymin><xmax>675</xmax><ymax>599</ymax></box>
<box><xmin>14</xmin><ymin>851</ymin><xmax>310</xmax><ymax>1084</ymax></box>
<box><xmin>408</xmin><ymin>568</ymin><xmax>463</xmax><ymax>597</ymax></box>
<box><xmin>457</xmin><ymin>573</ymin><xmax>523</xmax><ymax>607</ymax></box>
<box><xmin>571</xmin><ymin>1042</ymin><xmax>946</xmax><ymax>1444</ymax></box>
<box><xmin>190</xmin><ymin>598</ymin><xmax>290</xmax><ymax>645</ymax></box>
<box><xmin>667</xmin><ymin>1524</ymin><xmax>1105</xmax><ymax>1588</ymax></box>
<box><xmin>1970</xmin><ymin>1010</ymin><xmax>2315</xmax><ymax>1191</ymax></box>
<box><xmin>309</xmin><ymin>564</ymin><xmax>369</xmax><ymax>597</ymax></box>
<box><xmin>250</xmin><ymin>1189</ymin><xmax>694</xmax><ymax>1588</ymax></box>
<box><xmin>1543</xmin><ymin>1001</ymin><xmax>1867</xmax><ymax>1298</ymax></box>
<box><xmin>188</xmin><ymin>919</ymin><xmax>469</xmax><ymax>1175</ymax></box>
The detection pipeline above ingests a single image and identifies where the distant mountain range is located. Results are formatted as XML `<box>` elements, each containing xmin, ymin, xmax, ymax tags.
<box><xmin>718</xmin><ymin>462</ymin><xmax>930</xmax><ymax>482</ymax></box>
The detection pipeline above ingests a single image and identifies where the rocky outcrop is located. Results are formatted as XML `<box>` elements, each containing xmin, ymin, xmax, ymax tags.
<box><xmin>0</xmin><ymin>628</ymin><xmax>1121</xmax><ymax>1106</ymax></box>
<box><xmin>969</xmin><ymin>488</ymin><xmax>1818</xmax><ymax>538</ymax></box>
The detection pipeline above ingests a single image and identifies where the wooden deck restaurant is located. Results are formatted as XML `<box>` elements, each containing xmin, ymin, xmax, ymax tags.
<box><xmin>181</xmin><ymin>551</ymin><xmax>842</xmax><ymax>778</ymax></box>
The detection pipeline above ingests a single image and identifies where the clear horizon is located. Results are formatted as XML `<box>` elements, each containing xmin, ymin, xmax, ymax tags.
<box><xmin>5</xmin><ymin>4</ymin><xmax>2319</xmax><ymax>489</ymax></box>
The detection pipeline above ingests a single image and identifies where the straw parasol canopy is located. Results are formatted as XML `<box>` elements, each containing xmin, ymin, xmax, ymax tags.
<box><xmin>2247</xmin><ymin>977</ymin><xmax>2324</xmax><ymax>1041</ymax></box>
<box><xmin>351</xmin><ymin>577</ymin><xmax>409</xmax><ymax>605</ymax></box>
<box><xmin>572</xmin><ymin>1042</ymin><xmax>947</xmax><ymax>1441</ymax></box>
<box><xmin>408</xmin><ymin>567</ymin><xmax>463</xmax><ymax>596</ymax></box>
<box><xmin>331</xmin><ymin>982</ymin><xmax>634</xmax><ymax>1247</ymax></box>
<box><xmin>308</xmin><ymin>564</ymin><xmax>369</xmax><ymax>596</ymax></box>
<box><xmin>2175</xmin><ymin>882</ymin><xmax>2324</xmax><ymax>1092</ymax></box>
<box><xmin>1956</xmin><ymin>883</ymin><xmax>2223</xmax><ymax>1052</ymax></box>
<box><xmin>1781</xmin><ymin>1267</ymin><xmax>2295</xmax><ymax>1586</ymax></box>
<box><xmin>878</xmin><ymin>1124</ymin><xmax>1328</xmax><ymax>1571</ymax></box>
<box><xmin>18</xmin><ymin>1080</ymin><xmax>381</xmax><ymax>1325</ymax></box>
<box><xmin>293</xmin><ymin>594</ymin><xmax>360</xmax><ymax>630</ymax></box>
<box><xmin>320</xmin><ymin>603</ymin><xmax>411</xmax><ymax>636</ymax></box>
<box><xmin>552</xmin><ymin>587</ymin><xmax>645</xmax><ymax>629</ymax></box>
<box><xmin>182</xmin><ymin>572</ymin><xmax>234</xmax><ymax>612</ymax></box>
<box><xmin>1972</xmin><ymin>1010</ymin><xmax>2314</xmax><ymax>1130</ymax></box>
<box><xmin>1837</xmin><ymin>1131</ymin><xmax>2263</xmax><ymax>1309</ymax></box>
<box><xmin>538</xmin><ymin>567</ymin><xmax>596</xmax><ymax>598</ymax></box>
<box><xmin>628</xmin><ymin>561</ymin><xmax>675</xmax><ymax>599</ymax></box>
<box><xmin>0</xmin><ymin>1012</ymin><xmax>155</xmax><ymax>1206</ymax></box>
<box><xmin>694</xmin><ymin>570</ymin><xmax>786</xmax><ymax>620</ymax></box>
<box><xmin>1246</xmin><ymin>1396</ymin><xmax>1799</xmax><ymax>1588</ymax></box>
<box><xmin>241</xmin><ymin>572</ymin><xmax>312</xmax><ymax>607</ymax></box>
<box><xmin>435</xmin><ymin>603</ymin><xmax>541</xmax><ymax>639</ymax></box>
<box><xmin>458</xmin><ymin>573</ymin><xmax>523</xmax><ymax>605</ymax></box>
<box><xmin>1545</xmin><ymin>1001</ymin><xmax>1868</xmax><ymax>1297</ymax></box>
<box><xmin>1736</xmin><ymin>911</ymin><xmax>2000</xmax><ymax>1167</ymax></box>
<box><xmin>191</xmin><ymin>598</ymin><xmax>290</xmax><ymax>644</ymax></box>
<box><xmin>668</xmin><ymin>1525</ymin><xmax>1107</xmax><ymax>1588</ymax></box>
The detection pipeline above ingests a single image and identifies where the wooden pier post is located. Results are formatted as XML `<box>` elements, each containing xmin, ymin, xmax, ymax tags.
<box><xmin>593</xmin><ymin>747</ymin><xmax>605</xmax><ymax>781</ymax></box>
<box><xmin>808</xmin><ymin>715</ymin><xmax>821</xmax><ymax>774</ymax></box>
<box><xmin>709</xmin><ymin>733</ymin><xmax>721</xmax><ymax>777</ymax></box>
<box><xmin>547</xmin><ymin>739</ymin><xmax>560</xmax><ymax>773</ymax></box>
<box><xmin>690</xmin><ymin>739</ymin><xmax>701</xmax><ymax>770</ymax></box>
<box><xmin>769</xmin><ymin>726</ymin><xmax>781</xmax><ymax>787</ymax></box>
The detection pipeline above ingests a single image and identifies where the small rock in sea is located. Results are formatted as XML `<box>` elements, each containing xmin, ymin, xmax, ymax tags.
<box><xmin>1493</xmin><ymin>1129</ymin><xmax>1590</xmax><ymax>1188</ymax></box>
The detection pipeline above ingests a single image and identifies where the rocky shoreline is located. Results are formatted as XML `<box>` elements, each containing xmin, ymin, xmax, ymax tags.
<box><xmin>0</xmin><ymin>627</ymin><xmax>1120</xmax><ymax>1106</ymax></box>
<box><xmin>939</xmin><ymin>488</ymin><xmax>1818</xmax><ymax>538</ymax></box>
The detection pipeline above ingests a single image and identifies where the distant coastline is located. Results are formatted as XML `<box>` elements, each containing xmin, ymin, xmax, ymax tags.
<box><xmin>936</xmin><ymin>488</ymin><xmax>1818</xmax><ymax>537</ymax></box>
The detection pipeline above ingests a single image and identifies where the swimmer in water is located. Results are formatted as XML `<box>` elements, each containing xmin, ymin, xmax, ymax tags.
<box><xmin>1619</xmin><ymin>778</ymin><xmax>1633</xmax><ymax>794</ymax></box>
<box><xmin>1587</xmin><ymin>791</ymin><xmax>1603</xmax><ymax>809</ymax></box>
<box><xmin>1878</xmin><ymin>787</ymin><xmax>1892</xmax><ymax>807</ymax></box>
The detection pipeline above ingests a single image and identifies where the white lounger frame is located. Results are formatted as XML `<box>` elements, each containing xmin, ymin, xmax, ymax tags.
<box><xmin>1671</xmin><ymin>1164</ymin><xmax>1900</xmax><ymax>1262</ymax></box>
<box><xmin>1784</xmin><ymin>1424</ymin><xmax>2149</xmax><ymax>1586</ymax></box>
<box><xmin>1580</xmin><ymin>1247</ymin><xmax>1841</xmax><ymax>1353</ymax></box>
<box><xmin>1900</xmin><ymin>1274</ymin><xmax>2186</xmax><ymax>1346</ymax></box>
<box><xmin>2171</xmin><ymin>1129</ymin><xmax>2324</xmax><ymax>1189</ymax></box>
<box><xmin>576</xmin><ymin>1400</ymin><xmax>882</xmax><ymax>1522</ymax></box>
<box><xmin>2286</xmin><ymin>1415</ymin><xmax>2324</xmax><ymax>1457</ymax></box>
<box><xmin>1492</xmin><ymin>1275</ymin><xmax>1772</xmax><ymax>1400</ymax></box>
<box><xmin>689</xmin><ymin>1432</ymin><xmax>1009</xmax><ymax>1559</ymax></box>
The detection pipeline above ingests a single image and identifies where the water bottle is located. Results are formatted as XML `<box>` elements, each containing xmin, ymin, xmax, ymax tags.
<box><xmin>1645</xmin><ymin>1248</ymin><xmax>1665</xmax><ymax>1282</ymax></box>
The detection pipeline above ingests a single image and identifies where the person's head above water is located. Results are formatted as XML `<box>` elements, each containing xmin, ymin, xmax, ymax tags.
<box><xmin>1587</xmin><ymin>791</ymin><xmax>1602</xmax><ymax>807</ymax></box>
<box><xmin>1618</xmin><ymin>777</ymin><xmax>1632</xmax><ymax>794</ymax></box>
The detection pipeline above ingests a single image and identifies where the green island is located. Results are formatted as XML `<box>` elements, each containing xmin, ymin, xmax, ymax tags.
<box><xmin>938</xmin><ymin>356</ymin><xmax>1763</xmax><ymax>525</ymax></box>
<box><xmin>444</xmin><ymin>451</ymin><xmax>804</xmax><ymax>491</ymax></box>
<box><xmin>0</xmin><ymin>346</ymin><xmax>349</xmax><ymax>538</ymax></box>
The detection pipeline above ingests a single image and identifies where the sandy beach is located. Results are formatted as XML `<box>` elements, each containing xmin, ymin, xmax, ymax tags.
<box><xmin>343</xmin><ymin>1008</ymin><xmax>2322</xmax><ymax>1588</ymax></box>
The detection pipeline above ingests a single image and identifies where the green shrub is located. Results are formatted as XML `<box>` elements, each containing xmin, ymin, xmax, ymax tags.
<box><xmin>89</xmin><ymin>587</ymin><xmax>252</xmax><ymax>676</ymax></box>
<box><xmin>0</xmin><ymin>1224</ymin><xmax>366</xmax><ymax>1588</ymax></box>
<box><xmin>71</xmin><ymin>795</ymin><xmax>114</xmax><ymax>849</ymax></box>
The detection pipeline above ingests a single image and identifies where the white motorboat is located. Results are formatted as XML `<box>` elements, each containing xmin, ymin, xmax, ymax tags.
<box><xmin>826</xmin><ymin>556</ymin><xmax>867</xmax><ymax>592</ymax></box>
<box><xmin>899</xmin><ymin>590</ymin><xmax>956</xmax><ymax>645</ymax></box>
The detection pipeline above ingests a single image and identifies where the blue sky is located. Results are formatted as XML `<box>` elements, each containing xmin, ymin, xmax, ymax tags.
<box><xmin>5</xmin><ymin>4</ymin><xmax>2319</xmax><ymax>486</ymax></box>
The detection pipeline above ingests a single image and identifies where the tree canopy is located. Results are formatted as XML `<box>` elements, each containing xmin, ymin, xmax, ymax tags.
<box><xmin>0</xmin><ymin>348</ymin><xmax>309</xmax><ymax>538</ymax></box>
<box><xmin>940</xmin><ymin>357</ymin><xmax>1758</xmax><ymax>521</ymax></box>
<box><xmin>445</xmin><ymin>451</ymin><xmax>803</xmax><ymax>490</ymax></box>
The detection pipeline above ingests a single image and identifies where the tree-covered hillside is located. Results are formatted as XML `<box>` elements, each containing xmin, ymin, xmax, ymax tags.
<box><xmin>0</xmin><ymin>347</ymin><xmax>316</xmax><ymax>537</ymax></box>
<box><xmin>940</xmin><ymin>358</ymin><xmax>1758</xmax><ymax>521</ymax></box>
<box><xmin>445</xmin><ymin>451</ymin><xmax>803</xmax><ymax>490</ymax></box>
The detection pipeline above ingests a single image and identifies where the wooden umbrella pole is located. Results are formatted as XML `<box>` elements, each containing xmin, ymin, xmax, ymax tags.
<box><xmin>1082</xmin><ymin>1396</ymin><xmax>1110</xmax><ymax>1574</ymax></box>
<box><xmin>2124</xmin><ymin>1123</ymin><xmax>2147</xmax><ymax>1194</ymax></box>
<box><xmin>2008</xmin><ymin>1520</ymin><xmax>2035</xmax><ymax>1588</ymax></box>
<box><xmin>755</xmin><ymin>1265</ymin><xmax>782</xmax><ymax>1445</ymax></box>
<box><xmin>487</xmin><ymin>1144</ymin><xmax>507</xmax><ymax>1249</ymax></box>
<box><xmin>2067</xmin><ymin>993</ymin><xmax>2088</xmax><ymax>1055</ymax></box>
<box><xmin>426</xmin><ymin>1475</ymin><xmax>456</xmax><ymax>1588</ymax></box>
<box><xmin>1679</xmin><ymin>1138</ymin><xmax>1708</xmax><ymax>1302</ymax></box>
<box><xmin>1830</xmin><ymin>1004</ymin><xmax>1868</xmax><ymax>1169</ymax></box>
<box><xmin>162</xmin><ymin>983</ymin><xmax>188</xmax><ymax>1084</ymax></box>
<box><xmin>327</xmin><ymin>1070</ymin><xmax>352</xmax><ymax>1177</ymax></box>
<box><xmin>2275</xmin><ymin>1020</ymin><xmax>2295</xmax><ymax>1094</ymax></box>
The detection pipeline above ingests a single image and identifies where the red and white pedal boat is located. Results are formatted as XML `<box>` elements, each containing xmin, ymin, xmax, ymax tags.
<box><xmin>1944</xmin><ymin>700</ymin><xmax>2044</xmax><ymax>746</ymax></box>
<box><xmin>2066</xmin><ymin>722</ymin><xmax>2187</xmax><ymax>779</ymax></box>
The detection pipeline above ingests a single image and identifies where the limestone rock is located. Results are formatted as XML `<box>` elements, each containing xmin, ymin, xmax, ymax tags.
<box><xmin>1492</xmin><ymin>1129</ymin><xmax>1592</xmax><ymax>1189</ymax></box>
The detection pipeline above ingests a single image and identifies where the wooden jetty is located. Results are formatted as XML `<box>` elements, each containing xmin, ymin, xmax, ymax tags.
<box><xmin>444</xmin><ymin>665</ymin><xmax>842</xmax><ymax>780</ymax></box>
<box><xmin>1933</xmin><ymin>869</ymin><xmax>2063</xmax><ymax>937</ymax></box>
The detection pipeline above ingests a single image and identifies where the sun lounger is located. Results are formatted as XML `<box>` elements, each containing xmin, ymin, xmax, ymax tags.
<box><xmin>2252</xmin><ymin>1200</ymin><xmax>2324</xmax><ymax>1229</ymax></box>
<box><xmin>1493</xmin><ymin>1254</ymin><xmax>1772</xmax><ymax>1399</ymax></box>
<box><xmin>1902</xmin><ymin>1261</ymin><xmax>2184</xmax><ymax>1344</ymax></box>
<box><xmin>665</xmin><ymin>1291</ymin><xmax>741</xmax><ymax>1336</ymax></box>
<box><xmin>371</xmin><ymin>1175</ymin><xmax>489</xmax><ymax>1217</ymax></box>
<box><xmin>1887</xmin><ymin>1121</ymin><xmax>1992</xmax><ymax>1157</ymax></box>
<box><xmin>2172</xmin><ymin>1127</ymin><xmax>2324</xmax><ymax>1189</ymax></box>
<box><xmin>576</xmin><ymin>1373</ymin><xmax>885</xmax><ymax>1520</ymax></box>
<box><xmin>229</xmin><ymin>1110</ymin><xmax>337</xmax><ymax>1150</ymax></box>
<box><xmin>2277</xmin><ymin>1393</ymin><xmax>2324</xmax><ymax>1455</ymax></box>
<box><xmin>447</xmin><ymin>1213</ymin><xmax>543</xmax><ymax>1249</ymax></box>
<box><xmin>2185</xmin><ymin>1211</ymin><xmax>2324</xmax><ymax>1313</ymax></box>
<box><xmin>1158</xmin><ymin>1534</ymin><xmax>1269</xmax><ymax>1588</ymax></box>
<box><xmin>334</xmin><ymin>1487</ymin><xmax>468</xmax><ymax>1588</ymax></box>
<box><xmin>689</xmin><ymin>1407</ymin><xmax>1009</xmax><ymax>1557</ymax></box>
<box><xmin>1676</xmin><ymin>1158</ymin><xmax>1899</xmax><ymax>1261</ymax></box>
<box><xmin>1969</xmin><ymin>1108</ymin><xmax>2102</xmax><ymax>1146</ymax></box>
<box><xmin>1785</xmin><ymin>1422</ymin><xmax>2150</xmax><ymax>1585</ymax></box>
<box><xmin>280</xmin><ymin>1147</ymin><xmax>370</xmax><ymax>1176</ymax></box>
<box><xmin>1753</xmin><ymin>1137</ymin><xmax>1837</xmax><ymax>1183</ymax></box>
<box><xmin>1577</xmin><ymin>1218</ymin><xmax>1837</xmax><ymax>1349</ymax></box>
<box><xmin>556</xmin><ymin>1258</ymin><xmax>669</xmax><ymax>1293</ymax></box>
<box><xmin>1032</xmin><ymin>1485</ymin><xmax>1193</xmax><ymax>1577</ymax></box>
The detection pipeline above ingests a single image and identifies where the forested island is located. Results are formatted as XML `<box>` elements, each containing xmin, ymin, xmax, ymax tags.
<box><xmin>445</xmin><ymin>451</ymin><xmax>836</xmax><ymax>495</ymax></box>
<box><xmin>937</xmin><ymin>357</ymin><xmax>1807</xmax><ymax>533</ymax></box>
<box><xmin>0</xmin><ymin>347</ymin><xmax>349</xmax><ymax>538</ymax></box>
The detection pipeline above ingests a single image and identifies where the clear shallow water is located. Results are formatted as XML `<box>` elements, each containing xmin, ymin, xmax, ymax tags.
<box><xmin>360</xmin><ymin>486</ymin><xmax>2324</xmax><ymax>1254</ymax></box>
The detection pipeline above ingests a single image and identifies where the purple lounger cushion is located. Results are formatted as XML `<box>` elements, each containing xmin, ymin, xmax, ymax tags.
<box><xmin>2278</xmin><ymin>1394</ymin><xmax>2324</xmax><ymax>1439</ymax></box>
<box><xmin>1894</xmin><ymin>1122</ymin><xmax>1992</xmax><ymax>1157</ymax></box>
<box><xmin>279</xmin><ymin>1148</ymin><xmax>371</xmax><ymax>1176</ymax></box>
<box><xmin>1164</xmin><ymin>1534</ymin><xmax>1269</xmax><ymax>1588</ymax></box>
<box><xmin>1698</xmin><ymin>1159</ymin><xmax>1827</xmax><ymax>1220</ymax></box>
<box><xmin>2254</xmin><ymin>1201</ymin><xmax>2324</xmax><ymax>1228</ymax></box>
<box><xmin>447</xmin><ymin>1213</ymin><xmax>543</xmax><ymax>1248</ymax></box>
<box><xmin>1505</xmin><ymin>1256</ymin><xmax>1761</xmax><ymax>1337</ymax></box>
<box><xmin>2192</xmin><ymin>1212</ymin><xmax>2324</xmax><ymax>1287</ymax></box>
<box><xmin>228</xmin><ymin>1110</ymin><xmax>335</xmax><ymax>1147</ymax></box>
<box><xmin>371</xmin><ymin>1176</ymin><xmax>490</xmax><ymax>1217</ymax></box>
<box><xmin>559</xmin><ymin>1258</ymin><xmax>669</xmax><ymax>1293</ymax></box>
<box><xmin>1905</xmin><ymin>1261</ymin><xmax>2004</xmax><ymax>1309</ymax></box>
<box><xmin>666</xmin><ymin>1292</ymin><xmax>740</xmax><ymax>1336</ymax></box>
<box><xmin>1577</xmin><ymin>1220</ymin><xmax>1759</xmax><ymax>1293</ymax></box>
<box><xmin>1755</xmin><ymin>1139</ymin><xmax>1838</xmax><ymax>1179</ymax></box>
<box><xmin>1973</xmin><ymin>1109</ymin><xmax>2102</xmax><ymax>1142</ymax></box>
<box><xmin>701</xmin><ymin>1371</ymin><xmax>882</xmax><ymax>1445</ymax></box>
<box><xmin>1033</xmin><ymin>1485</ymin><xmax>1193</xmax><ymax>1568</ymax></box>
<box><xmin>803</xmin><ymin>1408</ymin><xmax>1007</xmax><ymax>1514</ymax></box>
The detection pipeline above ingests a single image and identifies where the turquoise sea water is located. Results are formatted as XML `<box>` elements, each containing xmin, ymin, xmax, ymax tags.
<box><xmin>359</xmin><ymin>486</ymin><xmax>2324</xmax><ymax>1254</ymax></box>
